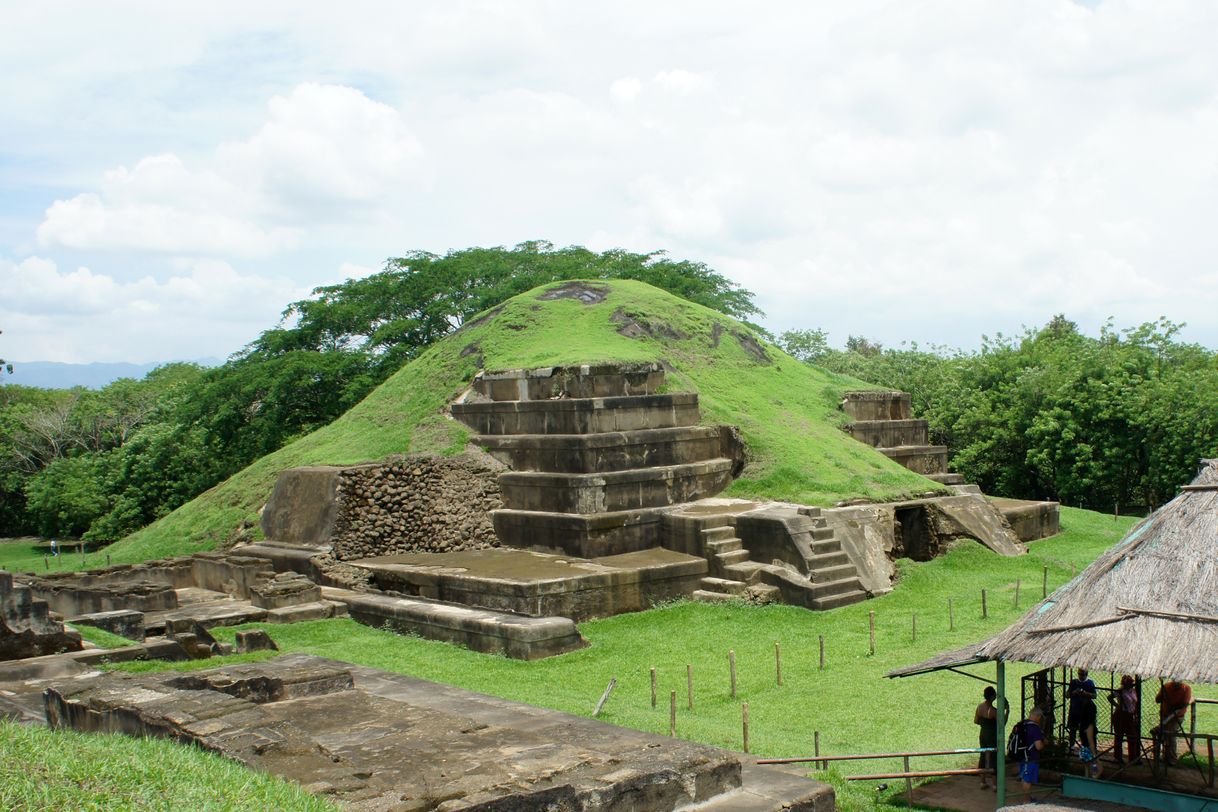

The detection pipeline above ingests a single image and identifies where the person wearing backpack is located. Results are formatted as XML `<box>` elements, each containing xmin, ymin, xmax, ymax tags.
<box><xmin>1011</xmin><ymin>707</ymin><xmax>1047</xmax><ymax>795</ymax></box>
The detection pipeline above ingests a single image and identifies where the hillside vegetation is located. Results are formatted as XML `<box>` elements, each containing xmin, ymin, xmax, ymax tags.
<box><xmin>104</xmin><ymin>279</ymin><xmax>937</xmax><ymax>563</ymax></box>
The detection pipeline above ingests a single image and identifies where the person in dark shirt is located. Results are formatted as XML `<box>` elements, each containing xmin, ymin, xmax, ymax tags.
<box><xmin>1018</xmin><ymin>707</ymin><xmax>1047</xmax><ymax>794</ymax></box>
<box><xmin>1067</xmin><ymin>668</ymin><xmax>1097</xmax><ymax>751</ymax></box>
<box><xmin>1109</xmin><ymin>674</ymin><xmax>1140</xmax><ymax>764</ymax></box>
<box><xmin>974</xmin><ymin>686</ymin><xmax>999</xmax><ymax>790</ymax></box>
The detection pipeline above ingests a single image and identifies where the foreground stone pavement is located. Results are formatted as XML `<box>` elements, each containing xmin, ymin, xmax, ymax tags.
<box><xmin>40</xmin><ymin>653</ymin><xmax>833</xmax><ymax>811</ymax></box>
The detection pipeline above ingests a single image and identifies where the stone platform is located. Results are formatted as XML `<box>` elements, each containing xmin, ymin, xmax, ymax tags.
<box><xmin>351</xmin><ymin>546</ymin><xmax>708</xmax><ymax>622</ymax></box>
<box><xmin>41</xmin><ymin>653</ymin><xmax>833</xmax><ymax>811</ymax></box>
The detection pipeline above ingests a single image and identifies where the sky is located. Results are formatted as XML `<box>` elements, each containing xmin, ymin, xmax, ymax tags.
<box><xmin>2</xmin><ymin>0</ymin><xmax>1217</xmax><ymax>364</ymax></box>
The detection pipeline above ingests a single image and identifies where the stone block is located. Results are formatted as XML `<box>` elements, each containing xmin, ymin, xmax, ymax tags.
<box><xmin>847</xmin><ymin>418</ymin><xmax>929</xmax><ymax>448</ymax></box>
<box><xmin>451</xmin><ymin>393</ymin><xmax>701</xmax><ymax>435</ymax></box>
<box><xmin>235</xmin><ymin>630</ymin><xmax>279</xmax><ymax>653</ymax></box>
<box><xmin>249</xmin><ymin>572</ymin><xmax>322</xmax><ymax>609</ymax></box>
<box><xmin>259</xmin><ymin>466</ymin><xmax>342</xmax><ymax>547</ymax></box>
<box><xmin>471</xmin><ymin>362</ymin><xmax>665</xmax><ymax>401</ymax></box>
<box><xmin>67</xmin><ymin>609</ymin><xmax>145</xmax><ymax>642</ymax></box>
<box><xmin>492</xmin><ymin>507</ymin><xmax>665</xmax><ymax>557</ymax></box>
<box><xmin>498</xmin><ymin>458</ymin><xmax>734</xmax><ymax>513</ymax></box>
<box><xmin>841</xmin><ymin>390</ymin><xmax>912</xmax><ymax>421</ymax></box>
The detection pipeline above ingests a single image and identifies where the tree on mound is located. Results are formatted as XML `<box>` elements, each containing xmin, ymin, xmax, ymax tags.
<box><xmin>242</xmin><ymin>241</ymin><xmax>760</xmax><ymax>380</ymax></box>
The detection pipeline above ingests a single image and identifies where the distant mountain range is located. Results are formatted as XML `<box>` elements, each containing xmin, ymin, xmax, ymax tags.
<box><xmin>2</xmin><ymin>359</ymin><xmax>222</xmax><ymax>390</ymax></box>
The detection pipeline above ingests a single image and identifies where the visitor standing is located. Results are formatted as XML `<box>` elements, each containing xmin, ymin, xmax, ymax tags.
<box><xmin>1067</xmin><ymin>668</ymin><xmax>1097</xmax><ymax>751</ymax></box>
<box><xmin>1154</xmin><ymin>679</ymin><xmax>1193</xmax><ymax>764</ymax></box>
<box><xmin>1013</xmin><ymin>707</ymin><xmax>1046</xmax><ymax>796</ymax></box>
<box><xmin>974</xmin><ymin>686</ymin><xmax>999</xmax><ymax>790</ymax></box>
<box><xmin>50</xmin><ymin>538</ymin><xmax>58</xmax><ymax>557</ymax></box>
<box><xmin>1110</xmin><ymin>674</ymin><xmax>1140</xmax><ymax>765</ymax></box>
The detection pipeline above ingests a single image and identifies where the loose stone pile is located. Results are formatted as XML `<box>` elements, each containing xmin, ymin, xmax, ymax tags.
<box><xmin>329</xmin><ymin>454</ymin><xmax>505</xmax><ymax>559</ymax></box>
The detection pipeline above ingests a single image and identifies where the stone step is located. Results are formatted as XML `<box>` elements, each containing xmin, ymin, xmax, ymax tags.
<box><xmin>700</xmin><ymin>577</ymin><xmax>749</xmax><ymax>596</ymax></box>
<box><xmin>816</xmin><ymin>589</ymin><xmax>869</xmax><ymax>610</ymax></box>
<box><xmin>841</xmin><ymin>390</ymin><xmax>911</xmax><ymax>421</ymax></box>
<box><xmin>683</xmin><ymin>761</ymin><xmax>831</xmax><ymax>810</ymax></box>
<box><xmin>807</xmin><ymin>551</ymin><xmax>850</xmax><ymax>569</ymax></box>
<box><xmin>927</xmin><ymin>472</ymin><xmax>966</xmax><ymax>485</ymax></box>
<box><xmin>451</xmin><ymin>393</ymin><xmax>701</xmax><ymax>435</ymax></box>
<box><xmin>692</xmin><ymin>589</ymin><xmax>742</xmax><ymax>604</ymax></box>
<box><xmin>341</xmin><ymin>592</ymin><xmax>587</xmax><ymax>660</ymax></box>
<box><xmin>811</xmin><ymin>526</ymin><xmax>835</xmax><ymax>541</ymax></box>
<box><xmin>705</xmin><ymin>538</ymin><xmax>742</xmax><ymax>555</ymax></box>
<box><xmin>715</xmin><ymin>549</ymin><xmax>751</xmax><ymax>567</ymax></box>
<box><xmin>809</xmin><ymin>538</ymin><xmax>843</xmax><ymax>556</ymax></box>
<box><xmin>701</xmin><ymin>525</ymin><xmax>737</xmax><ymax>542</ymax></box>
<box><xmin>476</xmin><ymin>426</ymin><xmax>725</xmax><ymax>473</ymax></box>
<box><xmin>748</xmin><ymin>584</ymin><xmax>782</xmax><ymax>604</ymax></box>
<box><xmin>810</xmin><ymin>577</ymin><xmax>864</xmax><ymax>600</ymax></box>
<box><xmin>847</xmin><ymin>418</ymin><xmax>929</xmax><ymax>448</ymax></box>
<box><xmin>878</xmin><ymin>445</ymin><xmax>949</xmax><ymax>475</ymax></box>
<box><xmin>724</xmin><ymin>561</ymin><xmax>767</xmax><ymax>584</ymax></box>
<box><xmin>498</xmin><ymin>459</ymin><xmax>734</xmax><ymax>514</ymax></box>
<box><xmin>471</xmin><ymin>363</ymin><xmax>664</xmax><ymax>402</ymax></box>
<box><xmin>809</xmin><ymin>563</ymin><xmax>858</xmax><ymax>583</ymax></box>
<box><xmin>492</xmin><ymin>507</ymin><xmax>668</xmax><ymax>557</ymax></box>
<box><xmin>950</xmin><ymin>483</ymin><xmax>983</xmax><ymax>496</ymax></box>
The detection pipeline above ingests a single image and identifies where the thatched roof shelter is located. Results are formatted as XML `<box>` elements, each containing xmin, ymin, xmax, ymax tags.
<box><xmin>891</xmin><ymin>459</ymin><xmax>1218</xmax><ymax>684</ymax></box>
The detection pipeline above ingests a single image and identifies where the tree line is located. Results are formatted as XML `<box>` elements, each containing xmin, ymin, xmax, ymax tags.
<box><xmin>0</xmin><ymin>242</ymin><xmax>757</xmax><ymax>540</ymax></box>
<box><xmin>778</xmin><ymin>316</ymin><xmax>1218</xmax><ymax>512</ymax></box>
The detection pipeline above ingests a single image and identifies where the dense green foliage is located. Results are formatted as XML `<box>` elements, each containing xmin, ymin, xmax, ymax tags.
<box><xmin>780</xmin><ymin>317</ymin><xmax>1218</xmax><ymax>510</ymax></box>
<box><xmin>102</xmin><ymin>279</ymin><xmax>932</xmax><ymax>565</ymax></box>
<box><xmin>106</xmin><ymin>508</ymin><xmax>1135</xmax><ymax>812</ymax></box>
<box><xmin>0</xmin><ymin>243</ymin><xmax>758</xmax><ymax>542</ymax></box>
<box><xmin>0</xmin><ymin>720</ymin><xmax>337</xmax><ymax>811</ymax></box>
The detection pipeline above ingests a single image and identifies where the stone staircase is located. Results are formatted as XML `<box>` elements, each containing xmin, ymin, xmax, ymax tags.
<box><xmin>451</xmin><ymin>364</ymin><xmax>742</xmax><ymax>557</ymax></box>
<box><xmin>1</xmin><ymin>571</ymin><xmax>82</xmax><ymax>660</ymax></box>
<box><xmin>842</xmin><ymin>390</ymin><xmax>965</xmax><ymax>486</ymax></box>
<box><xmin>671</xmin><ymin>509</ymin><xmax>868</xmax><ymax>610</ymax></box>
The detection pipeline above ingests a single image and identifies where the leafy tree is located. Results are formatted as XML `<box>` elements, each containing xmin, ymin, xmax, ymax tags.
<box><xmin>776</xmin><ymin>328</ymin><xmax>831</xmax><ymax>363</ymax></box>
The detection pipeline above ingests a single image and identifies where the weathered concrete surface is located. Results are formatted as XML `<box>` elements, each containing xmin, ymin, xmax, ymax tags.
<box><xmin>478</xmin><ymin>425</ymin><xmax>726</xmax><ymax>474</ymax></box>
<box><xmin>260</xmin><ymin>466</ymin><xmax>341</xmax><ymax>547</ymax></box>
<box><xmin>492</xmin><ymin>506</ymin><xmax>667</xmax><ymax>557</ymax></box>
<box><xmin>499</xmin><ymin>458</ymin><xmax>735</xmax><ymax>513</ymax></box>
<box><xmin>991</xmin><ymin>497</ymin><xmax>1061</xmax><ymax>542</ymax></box>
<box><xmin>66</xmin><ymin>609</ymin><xmax>145</xmax><ymax>641</ymax></box>
<box><xmin>353</xmin><ymin>547</ymin><xmax>707</xmax><ymax>622</ymax></box>
<box><xmin>1</xmin><ymin>571</ymin><xmax>82</xmax><ymax>661</ymax></box>
<box><xmin>822</xmin><ymin>494</ymin><xmax>1026</xmax><ymax>593</ymax></box>
<box><xmin>41</xmin><ymin>654</ymin><xmax>834</xmax><ymax>811</ymax></box>
<box><xmin>451</xmin><ymin>392</ymin><xmax>702</xmax><ymax>435</ymax></box>
<box><xmin>840</xmin><ymin>390</ymin><xmax>911</xmax><ymax>421</ymax></box>
<box><xmin>249</xmin><ymin>572</ymin><xmax>322</xmax><ymax>609</ymax></box>
<box><xmin>339</xmin><ymin>590</ymin><xmax>589</xmax><ymax>660</ymax></box>
<box><xmin>847</xmin><ymin>418</ymin><xmax>929</xmax><ymax>448</ymax></box>
<box><xmin>471</xmin><ymin>362</ymin><xmax>665</xmax><ymax>401</ymax></box>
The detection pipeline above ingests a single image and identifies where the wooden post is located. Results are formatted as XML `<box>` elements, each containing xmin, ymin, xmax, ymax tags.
<box><xmin>686</xmin><ymin>664</ymin><xmax>694</xmax><ymax>711</ymax></box>
<box><xmin>1042</xmin><ymin>565</ymin><xmax>1048</xmax><ymax>599</ymax></box>
<box><xmin>593</xmin><ymin>678</ymin><xmax>617</xmax><ymax>717</ymax></box>
<box><xmin>775</xmin><ymin>642</ymin><xmax>783</xmax><ymax>686</ymax></box>
<box><xmin>818</xmin><ymin>635</ymin><xmax>825</xmax><ymax>670</ymax></box>
<box><xmin>729</xmin><ymin>650</ymin><xmax>737</xmax><ymax>699</ymax></box>
<box><xmin>996</xmin><ymin>660</ymin><xmax>1007</xmax><ymax>807</ymax></box>
<box><xmin>869</xmin><ymin>611</ymin><xmax>876</xmax><ymax>655</ymax></box>
<box><xmin>911</xmin><ymin>613</ymin><xmax>917</xmax><ymax>642</ymax></box>
<box><xmin>982</xmin><ymin>589</ymin><xmax>988</xmax><ymax>618</ymax></box>
<box><xmin>650</xmin><ymin>667</ymin><xmax>657</xmax><ymax>708</ymax></box>
<box><xmin>1014</xmin><ymin>579</ymin><xmax>1021</xmax><ymax>607</ymax></box>
<box><xmin>106</xmin><ymin>553</ymin><xmax>111</xmax><ymax>567</ymax></box>
<box><xmin>742</xmin><ymin>702</ymin><xmax>750</xmax><ymax>754</ymax></box>
<box><xmin>903</xmin><ymin>754</ymin><xmax>913</xmax><ymax>805</ymax></box>
<box><xmin>814</xmin><ymin>730</ymin><xmax>822</xmax><ymax>769</ymax></box>
<box><xmin>669</xmin><ymin>691</ymin><xmax>677</xmax><ymax>736</ymax></box>
<box><xmin>43</xmin><ymin>555</ymin><xmax>49</xmax><ymax>571</ymax></box>
<box><xmin>1207</xmin><ymin>737</ymin><xmax>1214</xmax><ymax>787</ymax></box>
<box><xmin>948</xmin><ymin>598</ymin><xmax>954</xmax><ymax>631</ymax></box>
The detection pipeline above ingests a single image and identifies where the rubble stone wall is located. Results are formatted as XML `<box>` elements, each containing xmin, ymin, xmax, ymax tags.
<box><xmin>330</xmin><ymin>453</ymin><xmax>505</xmax><ymax>560</ymax></box>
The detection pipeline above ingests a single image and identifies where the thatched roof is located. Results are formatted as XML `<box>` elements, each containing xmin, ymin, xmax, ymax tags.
<box><xmin>976</xmin><ymin>459</ymin><xmax>1218</xmax><ymax>684</ymax></box>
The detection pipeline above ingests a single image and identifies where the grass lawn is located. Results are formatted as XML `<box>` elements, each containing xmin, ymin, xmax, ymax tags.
<box><xmin>0</xmin><ymin>537</ymin><xmax>106</xmax><ymax>575</ymax></box>
<box><xmin>0</xmin><ymin>720</ymin><xmax>337</xmax><ymax>811</ymax></box>
<box><xmin>99</xmin><ymin>507</ymin><xmax>1139</xmax><ymax>811</ymax></box>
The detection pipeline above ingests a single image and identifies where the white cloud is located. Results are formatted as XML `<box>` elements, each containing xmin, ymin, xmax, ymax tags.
<box><xmin>0</xmin><ymin>255</ymin><xmax>308</xmax><ymax>362</ymax></box>
<box><xmin>36</xmin><ymin>83</ymin><xmax>424</xmax><ymax>256</ymax></box>
<box><xmin>4</xmin><ymin>1</ymin><xmax>1218</xmax><ymax>362</ymax></box>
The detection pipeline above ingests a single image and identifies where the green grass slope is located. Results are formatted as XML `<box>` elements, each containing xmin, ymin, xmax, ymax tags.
<box><xmin>105</xmin><ymin>279</ymin><xmax>937</xmax><ymax>563</ymax></box>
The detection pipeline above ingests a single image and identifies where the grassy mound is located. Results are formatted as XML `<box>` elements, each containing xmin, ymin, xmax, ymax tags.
<box><xmin>104</xmin><ymin>279</ymin><xmax>936</xmax><ymax>563</ymax></box>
